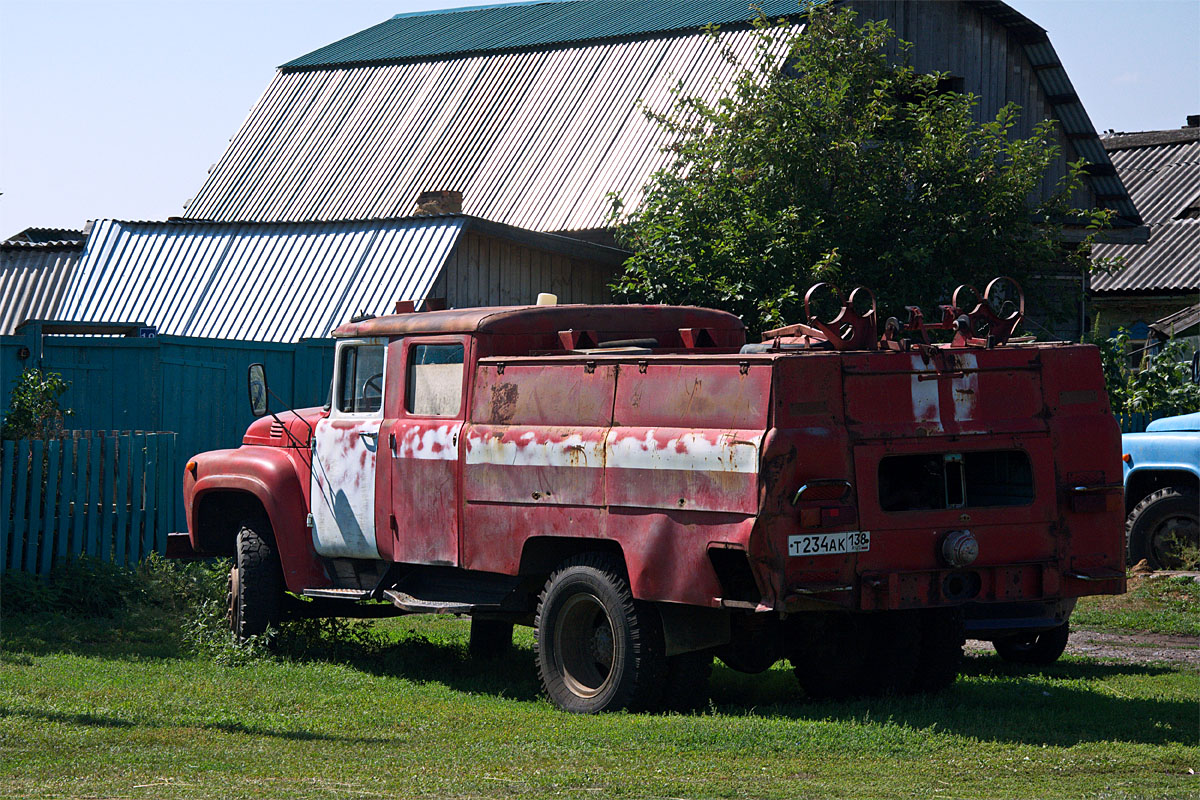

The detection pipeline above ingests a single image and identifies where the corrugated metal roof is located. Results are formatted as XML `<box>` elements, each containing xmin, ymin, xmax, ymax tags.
<box><xmin>1091</xmin><ymin>135</ymin><xmax>1200</xmax><ymax>294</ymax></box>
<box><xmin>187</xmin><ymin>26</ymin><xmax>779</xmax><ymax>231</ymax></box>
<box><xmin>56</xmin><ymin>218</ymin><xmax>467</xmax><ymax>342</ymax></box>
<box><xmin>1102</xmin><ymin>140</ymin><xmax>1199</xmax><ymax>224</ymax></box>
<box><xmin>186</xmin><ymin>1</ymin><xmax>1136</xmax><ymax>232</ymax></box>
<box><xmin>1</xmin><ymin>242</ymin><xmax>82</xmax><ymax>335</ymax></box>
<box><xmin>1091</xmin><ymin>221</ymin><xmax>1200</xmax><ymax>294</ymax></box>
<box><xmin>3</xmin><ymin>227</ymin><xmax>86</xmax><ymax>245</ymax></box>
<box><xmin>283</xmin><ymin>0</ymin><xmax>820</xmax><ymax>68</ymax></box>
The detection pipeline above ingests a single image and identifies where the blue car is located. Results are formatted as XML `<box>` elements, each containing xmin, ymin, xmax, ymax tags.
<box><xmin>1122</xmin><ymin>412</ymin><xmax>1200</xmax><ymax>569</ymax></box>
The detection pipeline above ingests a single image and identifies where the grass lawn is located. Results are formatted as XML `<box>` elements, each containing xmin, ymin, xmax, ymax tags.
<box><xmin>1073</xmin><ymin>572</ymin><xmax>1200</xmax><ymax>637</ymax></box>
<box><xmin>1</xmin><ymin>560</ymin><xmax>1196</xmax><ymax>800</ymax></box>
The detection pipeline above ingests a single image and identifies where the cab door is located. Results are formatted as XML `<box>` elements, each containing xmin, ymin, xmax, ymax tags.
<box><xmin>378</xmin><ymin>336</ymin><xmax>468</xmax><ymax>565</ymax></box>
<box><xmin>311</xmin><ymin>338</ymin><xmax>387</xmax><ymax>560</ymax></box>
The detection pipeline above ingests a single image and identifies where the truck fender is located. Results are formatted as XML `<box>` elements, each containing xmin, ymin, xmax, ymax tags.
<box><xmin>186</xmin><ymin>447</ymin><xmax>329</xmax><ymax>592</ymax></box>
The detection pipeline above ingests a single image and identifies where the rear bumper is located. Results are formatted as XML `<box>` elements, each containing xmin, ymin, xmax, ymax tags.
<box><xmin>963</xmin><ymin>598</ymin><xmax>1076</xmax><ymax>639</ymax></box>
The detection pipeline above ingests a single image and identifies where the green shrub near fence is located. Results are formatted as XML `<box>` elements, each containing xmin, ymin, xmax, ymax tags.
<box><xmin>1</xmin><ymin>431</ymin><xmax>176</xmax><ymax>576</ymax></box>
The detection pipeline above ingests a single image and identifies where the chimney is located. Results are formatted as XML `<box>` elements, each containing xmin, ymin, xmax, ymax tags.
<box><xmin>413</xmin><ymin>190</ymin><xmax>463</xmax><ymax>216</ymax></box>
<box><xmin>1187</xmin><ymin>115</ymin><xmax>1199</xmax><ymax>128</ymax></box>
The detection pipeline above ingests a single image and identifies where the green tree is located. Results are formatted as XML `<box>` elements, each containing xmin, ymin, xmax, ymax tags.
<box><xmin>612</xmin><ymin>6</ymin><xmax>1113</xmax><ymax>336</ymax></box>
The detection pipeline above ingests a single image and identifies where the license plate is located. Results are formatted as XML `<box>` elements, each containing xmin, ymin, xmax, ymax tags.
<box><xmin>788</xmin><ymin>531</ymin><xmax>871</xmax><ymax>557</ymax></box>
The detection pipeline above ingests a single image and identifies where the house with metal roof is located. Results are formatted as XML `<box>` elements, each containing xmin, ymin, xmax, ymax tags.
<box><xmin>54</xmin><ymin>215</ymin><xmax>626</xmax><ymax>342</ymax></box>
<box><xmin>1</xmin><ymin>228</ymin><xmax>86</xmax><ymax>335</ymax></box>
<box><xmin>1090</xmin><ymin>118</ymin><xmax>1200</xmax><ymax>352</ymax></box>
<box><xmin>181</xmin><ymin>0</ymin><xmax>1143</xmax><ymax>252</ymax></box>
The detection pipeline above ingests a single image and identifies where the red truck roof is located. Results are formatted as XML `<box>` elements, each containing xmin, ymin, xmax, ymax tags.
<box><xmin>333</xmin><ymin>304</ymin><xmax>745</xmax><ymax>339</ymax></box>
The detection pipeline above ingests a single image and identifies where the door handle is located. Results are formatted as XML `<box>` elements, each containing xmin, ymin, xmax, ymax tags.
<box><xmin>359</xmin><ymin>431</ymin><xmax>378</xmax><ymax>441</ymax></box>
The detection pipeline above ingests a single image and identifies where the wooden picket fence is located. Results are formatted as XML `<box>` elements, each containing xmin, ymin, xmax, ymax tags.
<box><xmin>1</xmin><ymin>431</ymin><xmax>178</xmax><ymax>576</ymax></box>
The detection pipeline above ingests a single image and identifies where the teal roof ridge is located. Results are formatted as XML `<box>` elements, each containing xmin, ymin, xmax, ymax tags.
<box><xmin>282</xmin><ymin>0</ymin><xmax>821</xmax><ymax>69</ymax></box>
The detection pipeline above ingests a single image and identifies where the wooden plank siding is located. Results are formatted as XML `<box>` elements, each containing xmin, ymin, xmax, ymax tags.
<box><xmin>1</xmin><ymin>432</ymin><xmax>178</xmax><ymax>576</ymax></box>
<box><xmin>845</xmin><ymin>0</ymin><xmax>1092</xmax><ymax>209</ymax></box>
<box><xmin>431</xmin><ymin>231</ymin><xmax>615</xmax><ymax>309</ymax></box>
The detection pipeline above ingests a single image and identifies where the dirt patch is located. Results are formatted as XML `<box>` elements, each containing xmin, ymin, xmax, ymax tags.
<box><xmin>1063</xmin><ymin>628</ymin><xmax>1200</xmax><ymax>666</ymax></box>
<box><xmin>965</xmin><ymin>569</ymin><xmax>1200</xmax><ymax>666</ymax></box>
<box><xmin>966</xmin><ymin>628</ymin><xmax>1199</xmax><ymax>667</ymax></box>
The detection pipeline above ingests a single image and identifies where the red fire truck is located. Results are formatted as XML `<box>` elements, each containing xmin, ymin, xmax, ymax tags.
<box><xmin>172</xmin><ymin>281</ymin><xmax>1125</xmax><ymax>713</ymax></box>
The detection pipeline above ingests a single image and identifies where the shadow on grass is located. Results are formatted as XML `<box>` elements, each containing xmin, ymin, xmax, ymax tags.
<box><xmin>0</xmin><ymin>706</ymin><xmax>395</xmax><ymax>744</ymax></box>
<box><xmin>276</xmin><ymin>630</ymin><xmax>1196</xmax><ymax>748</ymax></box>
<box><xmin>1</xmin><ymin>611</ymin><xmax>187</xmax><ymax>661</ymax></box>
<box><xmin>705</xmin><ymin>655</ymin><xmax>1195</xmax><ymax>747</ymax></box>
<box><xmin>6</xmin><ymin>612</ymin><xmax>1194</xmax><ymax>748</ymax></box>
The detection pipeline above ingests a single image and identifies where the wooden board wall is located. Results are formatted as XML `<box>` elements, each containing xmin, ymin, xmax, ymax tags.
<box><xmin>845</xmin><ymin>0</ymin><xmax>1091</xmax><ymax>208</ymax></box>
<box><xmin>430</xmin><ymin>232</ymin><xmax>616</xmax><ymax>308</ymax></box>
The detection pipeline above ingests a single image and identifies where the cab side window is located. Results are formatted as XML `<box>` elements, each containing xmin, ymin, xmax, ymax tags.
<box><xmin>337</xmin><ymin>345</ymin><xmax>386</xmax><ymax>413</ymax></box>
<box><xmin>406</xmin><ymin>344</ymin><xmax>464</xmax><ymax>416</ymax></box>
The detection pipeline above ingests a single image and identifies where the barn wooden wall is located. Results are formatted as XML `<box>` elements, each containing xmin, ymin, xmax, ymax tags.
<box><xmin>430</xmin><ymin>232</ymin><xmax>615</xmax><ymax>308</ymax></box>
<box><xmin>846</xmin><ymin>0</ymin><xmax>1090</xmax><ymax>208</ymax></box>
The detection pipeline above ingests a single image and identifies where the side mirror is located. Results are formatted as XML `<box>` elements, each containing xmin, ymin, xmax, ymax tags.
<box><xmin>248</xmin><ymin>363</ymin><xmax>269</xmax><ymax>417</ymax></box>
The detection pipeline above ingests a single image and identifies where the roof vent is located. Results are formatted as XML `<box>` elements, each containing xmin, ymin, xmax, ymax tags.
<box><xmin>414</xmin><ymin>190</ymin><xmax>462</xmax><ymax>215</ymax></box>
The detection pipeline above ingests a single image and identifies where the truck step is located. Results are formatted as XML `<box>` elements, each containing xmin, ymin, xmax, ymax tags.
<box><xmin>383</xmin><ymin>589</ymin><xmax>492</xmax><ymax>615</ymax></box>
<box><xmin>301</xmin><ymin>587</ymin><xmax>373</xmax><ymax>601</ymax></box>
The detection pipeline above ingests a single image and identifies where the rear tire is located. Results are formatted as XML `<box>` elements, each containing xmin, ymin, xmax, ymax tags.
<box><xmin>469</xmin><ymin>618</ymin><xmax>513</xmax><ymax>658</ymax></box>
<box><xmin>911</xmin><ymin>607</ymin><xmax>964</xmax><ymax>693</ymax></box>
<box><xmin>226</xmin><ymin>522</ymin><xmax>284</xmax><ymax>641</ymax></box>
<box><xmin>1126</xmin><ymin>487</ymin><xmax>1200</xmax><ymax>570</ymax></box>
<box><xmin>660</xmin><ymin>650</ymin><xmax>714</xmax><ymax>712</ymax></box>
<box><xmin>789</xmin><ymin>613</ymin><xmax>868</xmax><ymax>700</ymax></box>
<box><xmin>994</xmin><ymin>621</ymin><xmax>1070</xmax><ymax>665</ymax></box>
<box><xmin>534</xmin><ymin>554</ymin><xmax>666</xmax><ymax>713</ymax></box>
<box><xmin>862</xmin><ymin>611</ymin><xmax>920</xmax><ymax>695</ymax></box>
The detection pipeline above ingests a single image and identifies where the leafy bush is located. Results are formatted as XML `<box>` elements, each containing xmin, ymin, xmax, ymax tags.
<box><xmin>2</xmin><ymin>367</ymin><xmax>73</xmax><ymax>439</ymax></box>
<box><xmin>1094</xmin><ymin>330</ymin><xmax>1200</xmax><ymax>418</ymax></box>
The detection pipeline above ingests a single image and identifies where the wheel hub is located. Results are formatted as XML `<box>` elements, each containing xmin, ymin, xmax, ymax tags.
<box><xmin>554</xmin><ymin>592</ymin><xmax>616</xmax><ymax>698</ymax></box>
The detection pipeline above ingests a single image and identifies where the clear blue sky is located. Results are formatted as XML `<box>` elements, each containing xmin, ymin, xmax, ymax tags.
<box><xmin>1</xmin><ymin>0</ymin><xmax>1196</xmax><ymax>237</ymax></box>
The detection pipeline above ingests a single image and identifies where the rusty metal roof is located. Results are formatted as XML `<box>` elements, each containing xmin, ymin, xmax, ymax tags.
<box><xmin>1091</xmin><ymin>128</ymin><xmax>1200</xmax><ymax>294</ymax></box>
<box><xmin>334</xmin><ymin>303</ymin><xmax>743</xmax><ymax>338</ymax></box>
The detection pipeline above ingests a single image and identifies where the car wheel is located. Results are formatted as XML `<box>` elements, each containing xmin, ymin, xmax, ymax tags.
<box><xmin>1126</xmin><ymin>487</ymin><xmax>1200</xmax><ymax>570</ymax></box>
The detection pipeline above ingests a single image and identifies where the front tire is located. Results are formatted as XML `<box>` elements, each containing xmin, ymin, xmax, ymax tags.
<box><xmin>534</xmin><ymin>554</ymin><xmax>665</xmax><ymax>713</ymax></box>
<box><xmin>226</xmin><ymin>522</ymin><xmax>284</xmax><ymax>641</ymax></box>
<box><xmin>994</xmin><ymin>621</ymin><xmax>1070</xmax><ymax>665</ymax></box>
<box><xmin>1126</xmin><ymin>487</ymin><xmax>1200</xmax><ymax>570</ymax></box>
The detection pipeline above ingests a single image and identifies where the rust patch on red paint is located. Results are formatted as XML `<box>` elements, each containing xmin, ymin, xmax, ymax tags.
<box><xmin>489</xmin><ymin>383</ymin><xmax>519</xmax><ymax>424</ymax></box>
